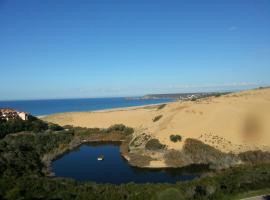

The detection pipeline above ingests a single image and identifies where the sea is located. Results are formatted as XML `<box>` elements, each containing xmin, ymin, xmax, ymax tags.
<box><xmin>0</xmin><ymin>97</ymin><xmax>174</xmax><ymax>116</ymax></box>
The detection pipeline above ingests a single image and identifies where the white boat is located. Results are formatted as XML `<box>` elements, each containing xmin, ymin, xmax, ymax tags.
<box><xmin>97</xmin><ymin>155</ymin><xmax>104</xmax><ymax>161</ymax></box>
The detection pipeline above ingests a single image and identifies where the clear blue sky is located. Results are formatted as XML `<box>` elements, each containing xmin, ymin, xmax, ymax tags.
<box><xmin>0</xmin><ymin>0</ymin><xmax>269</xmax><ymax>100</ymax></box>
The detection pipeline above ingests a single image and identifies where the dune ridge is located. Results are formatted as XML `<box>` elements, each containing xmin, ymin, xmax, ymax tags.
<box><xmin>43</xmin><ymin>88</ymin><xmax>270</xmax><ymax>154</ymax></box>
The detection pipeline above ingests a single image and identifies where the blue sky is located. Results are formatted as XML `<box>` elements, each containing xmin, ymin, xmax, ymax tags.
<box><xmin>0</xmin><ymin>0</ymin><xmax>270</xmax><ymax>100</ymax></box>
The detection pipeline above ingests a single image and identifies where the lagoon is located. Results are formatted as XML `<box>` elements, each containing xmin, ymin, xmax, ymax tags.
<box><xmin>52</xmin><ymin>143</ymin><xmax>200</xmax><ymax>184</ymax></box>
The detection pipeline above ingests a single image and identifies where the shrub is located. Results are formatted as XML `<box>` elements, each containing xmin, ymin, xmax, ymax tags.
<box><xmin>170</xmin><ymin>135</ymin><xmax>182</xmax><ymax>142</ymax></box>
<box><xmin>183</xmin><ymin>138</ymin><xmax>239</xmax><ymax>169</ymax></box>
<box><xmin>164</xmin><ymin>150</ymin><xmax>185</xmax><ymax>167</ymax></box>
<box><xmin>153</xmin><ymin>115</ymin><xmax>162</xmax><ymax>122</ymax></box>
<box><xmin>0</xmin><ymin>117</ymin><xmax>49</xmax><ymax>139</ymax></box>
<box><xmin>239</xmin><ymin>150</ymin><xmax>270</xmax><ymax>164</ymax></box>
<box><xmin>157</xmin><ymin>104</ymin><xmax>166</xmax><ymax>110</ymax></box>
<box><xmin>145</xmin><ymin>138</ymin><xmax>165</xmax><ymax>151</ymax></box>
<box><xmin>106</xmin><ymin>124</ymin><xmax>134</xmax><ymax>135</ymax></box>
<box><xmin>48</xmin><ymin>123</ymin><xmax>63</xmax><ymax>131</ymax></box>
<box><xmin>128</xmin><ymin>153</ymin><xmax>153</xmax><ymax>167</ymax></box>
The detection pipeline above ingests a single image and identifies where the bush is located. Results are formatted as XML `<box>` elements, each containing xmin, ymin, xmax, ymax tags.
<box><xmin>239</xmin><ymin>150</ymin><xmax>270</xmax><ymax>164</ymax></box>
<box><xmin>153</xmin><ymin>115</ymin><xmax>162</xmax><ymax>122</ymax></box>
<box><xmin>106</xmin><ymin>124</ymin><xmax>134</xmax><ymax>135</ymax></box>
<box><xmin>48</xmin><ymin>123</ymin><xmax>63</xmax><ymax>131</ymax></box>
<box><xmin>128</xmin><ymin>153</ymin><xmax>153</xmax><ymax>167</ymax></box>
<box><xmin>0</xmin><ymin>117</ymin><xmax>49</xmax><ymax>139</ymax></box>
<box><xmin>170</xmin><ymin>135</ymin><xmax>182</xmax><ymax>142</ymax></box>
<box><xmin>164</xmin><ymin>150</ymin><xmax>186</xmax><ymax>167</ymax></box>
<box><xmin>157</xmin><ymin>104</ymin><xmax>166</xmax><ymax>110</ymax></box>
<box><xmin>145</xmin><ymin>138</ymin><xmax>165</xmax><ymax>151</ymax></box>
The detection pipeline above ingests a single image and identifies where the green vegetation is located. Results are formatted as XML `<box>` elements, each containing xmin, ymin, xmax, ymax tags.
<box><xmin>153</xmin><ymin>115</ymin><xmax>163</xmax><ymax>122</ymax></box>
<box><xmin>145</xmin><ymin>138</ymin><xmax>166</xmax><ymax>151</ymax></box>
<box><xmin>128</xmin><ymin>153</ymin><xmax>153</xmax><ymax>167</ymax></box>
<box><xmin>239</xmin><ymin>150</ymin><xmax>270</xmax><ymax>164</ymax></box>
<box><xmin>0</xmin><ymin>115</ymin><xmax>63</xmax><ymax>139</ymax></box>
<box><xmin>1</xmin><ymin>118</ymin><xmax>270</xmax><ymax>199</ymax></box>
<box><xmin>183</xmin><ymin>139</ymin><xmax>239</xmax><ymax>169</ymax></box>
<box><xmin>48</xmin><ymin>123</ymin><xmax>64</xmax><ymax>131</ymax></box>
<box><xmin>105</xmin><ymin>124</ymin><xmax>134</xmax><ymax>135</ymax></box>
<box><xmin>165</xmin><ymin>139</ymin><xmax>240</xmax><ymax>169</ymax></box>
<box><xmin>129</xmin><ymin>133</ymin><xmax>151</xmax><ymax>150</ymax></box>
<box><xmin>157</xmin><ymin>104</ymin><xmax>166</xmax><ymax>110</ymax></box>
<box><xmin>165</xmin><ymin>150</ymin><xmax>185</xmax><ymax>167</ymax></box>
<box><xmin>170</xmin><ymin>134</ymin><xmax>182</xmax><ymax>142</ymax></box>
<box><xmin>155</xmin><ymin>188</ymin><xmax>184</xmax><ymax>200</ymax></box>
<box><xmin>231</xmin><ymin>188</ymin><xmax>270</xmax><ymax>199</ymax></box>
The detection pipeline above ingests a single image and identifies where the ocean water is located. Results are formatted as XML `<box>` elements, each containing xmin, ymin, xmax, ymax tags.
<box><xmin>0</xmin><ymin>97</ymin><xmax>173</xmax><ymax>116</ymax></box>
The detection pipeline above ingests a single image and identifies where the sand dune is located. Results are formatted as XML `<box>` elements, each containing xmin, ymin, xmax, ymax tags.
<box><xmin>43</xmin><ymin>88</ymin><xmax>270</xmax><ymax>153</ymax></box>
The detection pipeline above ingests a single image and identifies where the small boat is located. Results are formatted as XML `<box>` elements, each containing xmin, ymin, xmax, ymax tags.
<box><xmin>97</xmin><ymin>154</ymin><xmax>104</xmax><ymax>161</ymax></box>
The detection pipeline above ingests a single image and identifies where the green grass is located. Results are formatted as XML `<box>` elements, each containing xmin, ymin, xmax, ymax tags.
<box><xmin>231</xmin><ymin>188</ymin><xmax>270</xmax><ymax>199</ymax></box>
<box><xmin>154</xmin><ymin>188</ymin><xmax>185</xmax><ymax>200</ymax></box>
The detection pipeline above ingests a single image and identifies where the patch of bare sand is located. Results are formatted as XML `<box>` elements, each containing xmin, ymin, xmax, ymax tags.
<box><xmin>43</xmin><ymin>88</ymin><xmax>270</xmax><ymax>154</ymax></box>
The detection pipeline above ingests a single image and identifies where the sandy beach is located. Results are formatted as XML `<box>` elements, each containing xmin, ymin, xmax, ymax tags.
<box><xmin>43</xmin><ymin>88</ymin><xmax>270</xmax><ymax>154</ymax></box>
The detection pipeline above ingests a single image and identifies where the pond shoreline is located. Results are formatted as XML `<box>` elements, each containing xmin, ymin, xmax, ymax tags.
<box><xmin>50</xmin><ymin>139</ymin><xmax>210</xmax><ymax>183</ymax></box>
<box><xmin>42</xmin><ymin>127</ymin><xmax>270</xmax><ymax>182</ymax></box>
<box><xmin>42</xmin><ymin>134</ymin><xmax>127</xmax><ymax>177</ymax></box>
<box><xmin>42</xmin><ymin>133</ymin><xmax>211</xmax><ymax>181</ymax></box>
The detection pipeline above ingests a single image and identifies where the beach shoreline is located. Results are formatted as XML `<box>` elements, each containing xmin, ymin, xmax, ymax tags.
<box><xmin>37</xmin><ymin>101</ymin><xmax>173</xmax><ymax>119</ymax></box>
<box><xmin>43</xmin><ymin>87</ymin><xmax>270</xmax><ymax>157</ymax></box>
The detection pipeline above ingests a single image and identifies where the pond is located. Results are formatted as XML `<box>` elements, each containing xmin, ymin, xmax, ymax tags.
<box><xmin>52</xmin><ymin>143</ymin><xmax>204</xmax><ymax>184</ymax></box>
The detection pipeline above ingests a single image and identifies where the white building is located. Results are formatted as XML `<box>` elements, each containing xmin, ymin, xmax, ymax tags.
<box><xmin>0</xmin><ymin>108</ymin><xmax>29</xmax><ymax>121</ymax></box>
<box><xmin>18</xmin><ymin>112</ymin><xmax>28</xmax><ymax>120</ymax></box>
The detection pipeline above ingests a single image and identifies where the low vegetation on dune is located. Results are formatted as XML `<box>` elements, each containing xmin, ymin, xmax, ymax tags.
<box><xmin>153</xmin><ymin>115</ymin><xmax>163</xmax><ymax>122</ymax></box>
<box><xmin>165</xmin><ymin>139</ymin><xmax>239</xmax><ymax>169</ymax></box>
<box><xmin>129</xmin><ymin>133</ymin><xmax>151</xmax><ymax>148</ymax></box>
<box><xmin>239</xmin><ymin>150</ymin><xmax>270</xmax><ymax>165</ymax></box>
<box><xmin>164</xmin><ymin>138</ymin><xmax>270</xmax><ymax>170</ymax></box>
<box><xmin>105</xmin><ymin>124</ymin><xmax>134</xmax><ymax>135</ymax></box>
<box><xmin>128</xmin><ymin>153</ymin><xmax>153</xmax><ymax>167</ymax></box>
<box><xmin>145</xmin><ymin>138</ymin><xmax>166</xmax><ymax>151</ymax></box>
<box><xmin>157</xmin><ymin>104</ymin><xmax>166</xmax><ymax>110</ymax></box>
<box><xmin>170</xmin><ymin>134</ymin><xmax>182</xmax><ymax>142</ymax></box>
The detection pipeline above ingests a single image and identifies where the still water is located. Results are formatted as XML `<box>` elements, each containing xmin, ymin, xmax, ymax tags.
<box><xmin>52</xmin><ymin>143</ymin><xmax>201</xmax><ymax>184</ymax></box>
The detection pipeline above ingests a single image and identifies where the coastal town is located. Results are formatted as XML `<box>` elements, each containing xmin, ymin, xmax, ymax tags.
<box><xmin>0</xmin><ymin>108</ymin><xmax>28</xmax><ymax>121</ymax></box>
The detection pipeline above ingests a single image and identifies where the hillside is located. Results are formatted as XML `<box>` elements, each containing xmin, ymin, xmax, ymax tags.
<box><xmin>43</xmin><ymin>88</ymin><xmax>270</xmax><ymax>167</ymax></box>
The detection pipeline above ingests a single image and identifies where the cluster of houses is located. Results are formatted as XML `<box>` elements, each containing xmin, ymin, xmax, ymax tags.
<box><xmin>0</xmin><ymin>108</ymin><xmax>29</xmax><ymax>121</ymax></box>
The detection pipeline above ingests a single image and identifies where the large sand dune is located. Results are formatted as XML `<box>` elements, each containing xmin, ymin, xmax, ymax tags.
<box><xmin>43</xmin><ymin>88</ymin><xmax>270</xmax><ymax>153</ymax></box>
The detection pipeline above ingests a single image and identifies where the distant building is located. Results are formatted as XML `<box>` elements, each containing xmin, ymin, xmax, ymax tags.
<box><xmin>0</xmin><ymin>108</ymin><xmax>29</xmax><ymax>121</ymax></box>
<box><xmin>18</xmin><ymin>112</ymin><xmax>28</xmax><ymax>120</ymax></box>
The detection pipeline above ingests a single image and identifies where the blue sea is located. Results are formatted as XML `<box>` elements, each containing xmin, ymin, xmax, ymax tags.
<box><xmin>0</xmin><ymin>97</ymin><xmax>173</xmax><ymax>116</ymax></box>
